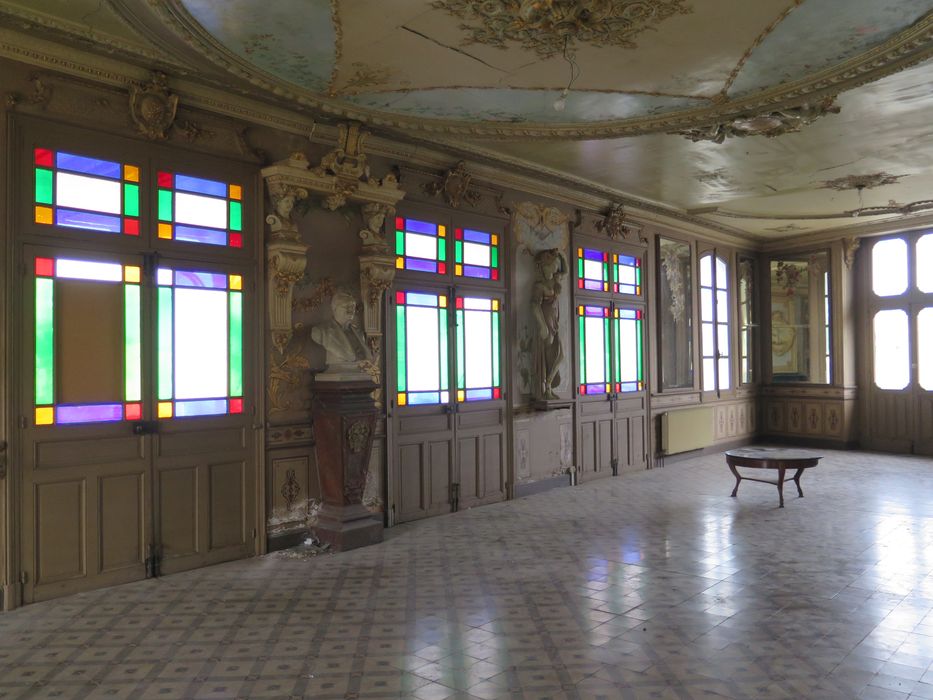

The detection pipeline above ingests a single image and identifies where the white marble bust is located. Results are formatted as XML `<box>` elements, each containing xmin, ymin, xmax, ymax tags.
<box><xmin>311</xmin><ymin>291</ymin><xmax>371</xmax><ymax>379</ymax></box>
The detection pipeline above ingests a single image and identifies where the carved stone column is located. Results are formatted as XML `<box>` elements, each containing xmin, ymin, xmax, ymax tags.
<box><xmin>310</xmin><ymin>378</ymin><xmax>383</xmax><ymax>550</ymax></box>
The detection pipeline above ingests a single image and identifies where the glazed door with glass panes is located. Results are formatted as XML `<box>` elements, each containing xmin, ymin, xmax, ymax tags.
<box><xmin>574</xmin><ymin>243</ymin><xmax>648</xmax><ymax>482</ymax></box>
<box><xmin>18</xmin><ymin>123</ymin><xmax>256</xmax><ymax>602</ymax></box>
<box><xmin>865</xmin><ymin>232</ymin><xmax>933</xmax><ymax>455</ymax></box>
<box><xmin>389</xmin><ymin>213</ymin><xmax>507</xmax><ymax>524</ymax></box>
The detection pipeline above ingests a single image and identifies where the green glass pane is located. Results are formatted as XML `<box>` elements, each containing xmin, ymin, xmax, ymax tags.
<box><xmin>456</xmin><ymin>309</ymin><xmax>465</xmax><ymax>389</ymax></box>
<box><xmin>492</xmin><ymin>310</ymin><xmax>500</xmax><ymax>387</ymax></box>
<box><xmin>463</xmin><ymin>307</ymin><xmax>492</xmax><ymax>390</ymax></box>
<box><xmin>395</xmin><ymin>230</ymin><xmax>405</xmax><ymax>256</ymax></box>
<box><xmin>636</xmin><ymin>267</ymin><xmax>642</xmax><ymax>287</ymax></box>
<box><xmin>158</xmin><ymin>189</ymin><xmax>173</xmax><ymax>221</ymax></box>
<box><xmin>35</xmin><ymin>168</ymin><xmax>54</xmax><ymax>205</ymax></box>
<box><xmin>229</xmin><ymin>201</ymin><xmax>242</xmax><ymax>232</ymax></box>
<box><xmin>123</xmin><ymin>183</ymin><xmax>139</xmax><ymax>217</ymax></box>
<box><xmin>439</xmin><ymin>307</ymin><xmax>448</xmax><ymax>390</ymax></box>
<box><xmin>396</xmin><ymin>305</ymin><xmax>406</xmax><ymax>392</ymax></box>
<box><xmin>603</xmin><ymin>318</ymin><xmax>610</xmax><ymax>380</ymax></box>
<box><xmin>438</xmin><ymin>238</ymin><xmax>446</xmax><ymax>262</ymax></box>
<box><xmin>602</xmin><ymin>262</ymin><xmax>609</xmax><ymax>283</ymax></box>
<box><xmin>614</xmin><ymin>318</ymin><xmax>621</xmax><ymax>380</ymax></box>
<box><xmin>158</xmin><ymin>286</ymin><xmax>173</xmax><ymax>400</ymax></box>
<box><xmin>35</xmin><ymin>277</ymin><xmax>54</xmax><ymax>404</ymax></box>
<box><xmin>577</xmin><ymin>258</ymin><xmax>584</xmax><ymax>278</ymax></box>
<box><xmin>636</xmin><ymin>320</ymin><xmax>644</xmax><ymax>381</ymax></box>
<box><xmin>578</xmin><ymin>314</ymin><xmax>585</xmax><ymax>384</ymax></box>
<box><xmin>174</xmin><ymin>288</ymin><xmax>227</xmax><ymax>400</ymax></box>
<box><xmin>491</xmin><ymin>246</ymin><xmax>498</xmax><ymax>270</ymax></box>
<box><xmin>124</xmin><ymin>284</ymin><xmax>141</xmax><ymax>401</ymax></box>
<box><xmin>455</xmin><ymin>241</ymin><xmax>463</xmax><ymax>264</ymax></box>
<box><xmin>229</xmin><ymin>292</ymin><xmax>243</xmax><ymax>396</ymax></box>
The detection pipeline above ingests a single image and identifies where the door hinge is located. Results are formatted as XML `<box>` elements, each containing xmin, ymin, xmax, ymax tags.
<box><xmin>19</xmin><ymin>416</ymin><xmax>27</xmax><ymax>429</ymax></box>
<box><xmin>450</xmin><ymin>482</ymin><xmax>460</xmax><ymax>512</ymax></box>
<box><xmin>252</xmin><ymin>528</ymin><xmax>257</xmax><ymax>540</ymax></box>
<box><xmin>145</xmin><ymin>544</ymin><xmax>162</xmax><ymax>578</ymax></box>
<box><xmin>611</xmin><ymin>457</ymin><xmax>619</xmax><ymax>476</ymax></box>
<box><xmin>19</xmin><ymin>571</ymin><xmax>27</xmax><ymax>585</ymax></box>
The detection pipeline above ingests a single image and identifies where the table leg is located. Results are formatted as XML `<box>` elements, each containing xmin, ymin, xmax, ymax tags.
<box><xmin>793</xmin><ymin>468</ymin><xmax>804</xmax><ymax>497</ymax></box>
<box><xmin>728</xmin><ymin>462</ymin><xmax>741</xmax><ymax>497</ymax></box>
<box><xmin>777</xmin><ymin>466</ymin><xmax>786</xmax><ymax>508</ymax></box>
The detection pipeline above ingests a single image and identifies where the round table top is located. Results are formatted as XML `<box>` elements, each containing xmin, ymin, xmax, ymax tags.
<box><xmin>725</xmin><ymin>447</ymin><xmax>823</xmax><ymax>462</ymax></box>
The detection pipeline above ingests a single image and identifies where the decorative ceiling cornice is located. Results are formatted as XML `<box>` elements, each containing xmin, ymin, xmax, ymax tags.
<box><xmin>820</xmin><ymin>172</ymin><xmax>907</xmax><ymax>191</ymax></box>
<box><xmin>144</xmin><ymin>1</ymin><xmax>932</xmax><ymax>139</ymax></box>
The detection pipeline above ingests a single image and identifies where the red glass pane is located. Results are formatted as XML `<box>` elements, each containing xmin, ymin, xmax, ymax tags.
<box><xmin>229</xmin><ymin>398</ymin><xmax>243</xmax><ymax>414</ymax></box>
<box><xmin>493</xmin><ymin>387</ymin><xmax>501</xmax><ymax>399</ymax></box>
<box><xmin>229</xmin><ymin>232</ymin><xmax>243</xmax><ymax>248</ymax></box>
<box><xmin>455</xmin><ymin>228</ymin><xmax>463</xmax><ymax>239</ymax></box>
<box><xmin>395</xmin><ymin>291</ymin><xmax>405</xmax><ymax>304</ymax></box>
<box><xmin>438</xmin><ymin>262</ymin><xmax>447</xmax><ymax>274</ymax></box>
<box><xmin>34</xmin><ymin>148</ymin><xmax>53</xmax><ymax>166</ymax></box>
<box><xmin>124</xmin><ymin>218</ymin><xmax>139</xmax><ymax>236</ymax></box>
<box><xmin>157</xmin><ymin>171</ymin><xmax>173</xmax><ymax>188</ymax></box>
<box><xmin>124</xmin><ymin>403</ymin><xmax>142</xmax><ymax>420</ymax></box>
<box><xmin>34</xmin><ymin>257</ymin><xmax>55</xmax><ymax>277</ymax></box>
<box><xmin>455</xmin><ymin>297</ymin><xmax>464</xmax><ymax>309</ymax></box>
<box><xmin>491</xmin><ymin>269</ymin><xmax>499</xmax><ymax>281</ymax></box>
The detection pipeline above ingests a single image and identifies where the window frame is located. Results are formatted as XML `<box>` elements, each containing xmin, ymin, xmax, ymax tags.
<box><xmin>698</xmin><ymin>249</ymin><xmax>732</xmax><ymax>395</ymax></box>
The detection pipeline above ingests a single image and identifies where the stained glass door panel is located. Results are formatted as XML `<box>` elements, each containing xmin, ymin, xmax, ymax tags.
<box><xmin>395</xmin><ymin>290</ymin><xmax>449</xmax><ymax>406</ymax></box>
<box><xmin>613</xmin><ymin>308</ymin><xmax>644</xmax><ymax>393</ymax></box>
<box><xmin>455</xmin><ymin>296</ymin><xmax>502</xmax><ymax>402</ymax></box>
<box><xmin>578</xmin><ymin>304</ymin><xmax>611</xmax><ymax>395</ymax></box>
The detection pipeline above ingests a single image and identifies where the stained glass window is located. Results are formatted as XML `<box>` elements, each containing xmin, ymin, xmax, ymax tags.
<box><xmin>578</xmin><ymin>304</ymin><xmax>611</xmax><ymax>395</ymax></box>
<box><xmin>700</xmin><ymin>254</ymin><xmax>731</xmax><ymax>391</ymax></box>
<box><xmin>614</xmin><ymin>308</ymin><xmax>644</xmax><ymax>392</ymax></box>
<box><xmin>157</xmin><ymin>267</ymin><xmax>243</xmax><ymax>418</ymax></box>
<box><xmin>157</xmin><ymin>171</ymin><xmax>243</xmax><ymax>248</ymax></box>
<box><xmin>454</xmin><ymin>228</ymin><xmax>499</xmax><ymax>280</ymax></box>
<box><xmin>34</xmin><ymin>148</ymin><xmax>140</xmax><ymax>235</ymax></box>
<box><xmin>577</xmin><ymin>248</ymin><xmax>609</xmax><ymax>292</ymax></box>
<box><xmin>613</xmin><ymin>254</ymin><xmax>642</xmax><ymax>295</ymax></box>
<box><xmin>395</xmin><ymin>217</ymin><xmax>447</xmax><ymax>274</ymax></box>
<box><xmin>34</xmin><ymin>256</ymin><xmax>141</xmax><ymax>425</ymax></box>
<box><xmin>455</xmin><ymin>296</ymin><xmax>502</xmax><ymax>402</ymax></box>
<box><xmin>395</xmin><ymin>291</ymin><xmax>449</xmax><ymax>406</ymax></box>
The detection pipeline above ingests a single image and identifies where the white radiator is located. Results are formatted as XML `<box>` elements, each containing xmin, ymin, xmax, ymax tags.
<box><xmin>660</xmin><ymin>407</ymin><xmax>715</xmax><ymax>455</ymax></box>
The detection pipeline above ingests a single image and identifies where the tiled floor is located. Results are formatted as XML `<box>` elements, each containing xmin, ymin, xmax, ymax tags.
<box><xmin>4</xmin><ymin>449</ymin><xmax>933</xmax><ymax>699</ymax></box>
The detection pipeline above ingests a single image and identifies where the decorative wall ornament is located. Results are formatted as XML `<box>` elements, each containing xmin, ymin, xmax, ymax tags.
<box><xmin>659</xmin><ymin>244</ymin><xmax>689</xmax><ymax>322</ymax></box>
<box><xmin>268</xmin><ymin>242</ymin><xmax>310</xmax><ymax>353</ymax></box>
<box><xmin>268</xmin><ymin>335</ymin><xmax>310</xmax><ymax>414</ymax></box>
<box><xmin>281</xmin><ymin>469</ymin><xmax>301</xmax><ymax>510</ymax></box>
<box><xmin>676</xmin><ymin>97</ymin><xmax>841</xmax><ymax>143</ymax></box>
<box><xmin>128</xmin><ymin>72</ymin><xmax>179</xmax><ymax>140</ymax></box>
<box><xmin>821</xmin><ymin>172</ymin><xmax>906</xmax><ymax>191</ymax></box>
<box><xmin>513</xmin><ymin>202</ymin><xmax>570</xmax><ymax>252</ymax></box>
<box><xmin>773</xmin><ymin>260</ymin><xmax>804</xmax><ymax>297</ymax></box>
<box><xmin>531</xmin><ymin>248</ymin><xmax>567</xmax><ymax>401</ymax></box>
<box><xmin>422</xmin><ymin>160</ymin><xmax>482</xmax><ymax>209</ymax></box>
<box><xmin>842</xmin><ymin>237</ymin><xmax>861</xmax><ymax>269</ymax></box>
<box><xmin>346</xmin><ymin>422</ymin><xmax>371</xmax><ymax>454</ymax></box>
<box><xmin>738</xmin><ymin>258</ymin><xmax>754</xmax><ymax>294</ymax></box>
<box><xmin>432</xmin><ymin>0</ymin><xmax>692</xmax><ymax>58</ymax></box>
<box><xmin>5</xmin><ymin>73</ymin><xmax>52</xmax><ymax>110</ymax></box>
<box><xmin>593</xmin><ymin>202</ymin><xmax>643</xmax><ymax>243</ymax></box>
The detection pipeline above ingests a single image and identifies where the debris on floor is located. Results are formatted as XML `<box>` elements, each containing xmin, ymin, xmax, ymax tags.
<box><xmin>274</xmin><ymin>536</ymin><xmax>332</xmax><ymax>560</ymax></box>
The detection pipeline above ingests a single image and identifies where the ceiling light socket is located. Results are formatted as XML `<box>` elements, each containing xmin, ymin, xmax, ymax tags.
<box><xmin>553</xmin><ymin>88</ymin><xmax>569</xmax><ymax>112</ymax></box>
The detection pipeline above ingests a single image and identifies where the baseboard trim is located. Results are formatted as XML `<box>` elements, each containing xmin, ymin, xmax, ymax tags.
<box><xmin>266</xmin><ymin>529</ymin><xmax>309</xmax><ymax>553</ymax></box>
<box><xmin>514</xmin><ymin>473</ymin><xmax>572</xmax><ymax>498</ymax></box>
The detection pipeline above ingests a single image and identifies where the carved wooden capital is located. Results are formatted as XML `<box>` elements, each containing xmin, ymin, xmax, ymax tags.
<box><xmin>359</xmin><ymin>202</ymin><xmax>394</xmax><ymax>254</ymax></box>
<box><xmin>268</xmin><ymin>240</ymin><xmax>309</xmax><ymax>353</ymax></box>
<box><xmin>359</xmin><ymin>252</ymin><xmax>396</xmax><ymax>339</ymax></box>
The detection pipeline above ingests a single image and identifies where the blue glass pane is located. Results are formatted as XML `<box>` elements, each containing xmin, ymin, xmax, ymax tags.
<box><xmin>583</xmin><ymin>249</ymin><xmax>604</xmax><ymax>261</ymax></box>
<box><xmin>174</xmin><ymin>174</ymin><xmax>227</xmax><ymax>197</ymax></box>
<box><xmin>465</xmin><ymin>388</ymin><xmax>493</xmax><ymax>401</ymax></box>
<box><xmin>56</xmin><ymin>152</ymin><xmax>121</xmax><ymax>179</ymax></box>
<box><xmin>175</xmin><ymin>225</ymin><xmax>227</xmax><ymax>246</ymax></box>
<box><xmin>619</xmin><ymin>382</ymin><xmax>639</xmax><ymax>392</ymax></box>
<box><xmin>408</xmin><ymin>391</ymin><xmax>440</xmax><ymax>405</ymax></box>
<box><xmin>175</xmin><ymin>399</ymin><xmax>228</xmax><ymax>417</ymax></box>
<box><xmin>55</xmin><ymin>209</ymin><xmax>122</xmax><ymax>233</ymax></box>
<box><xmin>57</xmin><ymin>403</ymin><xmax>123</xmax><ymax>424</ymax></box>
<box><xmin>619</xmin><ymin>255</ymin><xmax>637</xmax><ymax>265</ymax></box>
<box><xmin>405</xmin><ymin>219</ymin><xmax>437</xmax><ymax>236</ymax></box>
<box><xmin>173</xmin><ymin>271</ymin><xmax>228</xmax><ymax>289</ymax></box>
<box><xmin>406</xmin><ymin>292</ymin><xmax>438</xmax><ymax>307</ymax></box>
<box><xmin>463</xmin><ymin>265</ymin><xmax>491</xmax><ymax>279</ymax></box>
<box><xmin>618</xmin><ymin>309</ymin><xmax>638</xmax><ymax>320</ymax></box>
<box><xmin>463</xmin><ymin>229</ymin><xmax>490</xmax><ymax>244</ymax></box>
<box><xmin>406</xmin><ymin>259</ymin><xmax>438</xmax><ymax>273</ymax></box>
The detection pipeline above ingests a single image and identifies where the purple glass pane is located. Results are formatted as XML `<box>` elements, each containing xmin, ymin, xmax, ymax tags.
<box><xmin>55</xmin><ymin>209</ymin><xmax>121</xmax><ymax>233</ymax></box>
<box><xmin>585</xmin><ymin>384</ymin><xmax>607</xmax><ymax>395</ymax></box>
<box><xmin>583</xmin><ymin>248</ymin><xmax>604</xmax><ymax>262</ymax></box>
<box><xmin>175</xmin><ymin>399</ymin><xmax>228</xmax><ymax>417</ymax></box>
<box><xmin>405</xmin><ymin>219</ymin><xmax>437</xmax><ymax>236</ymax></box>
<box><xmin>465</xmin><ymin>388</ymin><xmax>493</xmax><ymax>401</ymax></box>
<box><xmin>56</xmin><ymin>152</ymin><xmax>121</xmax><ymax>179</ymax></box>
<box><xmin>619</xmin><ymin>382</ymin><xmax>639</xmax><ymax>392</ymax></box>
<box><xmin>174</xmin><ymin>174</ymin><xmax>227</xmax><ymax>197</ymax></box>
<box><xmin>175</xmin><ymin>225</ymin><xmax>227</xmax><ymax>246</ymax></box>
<box><xmin>405</xmin><ymin>258</ymin><xmax>438</xmax><ymax>273</ymax></box>
<box><xmin>405</xmin><ymin>292</ymin><xmax>438</xmax><ymax>307</ymax></box>
<box><xmin>408</xmin><ymin>391</ymin><xmax>440</xmax><ymax>405</ymax></box>
<box><xmin>463</xmin><ymin>265</ymin><xmax>491</xmax><ymax>279</ymax></box>
<box><xmin>57</xmin><ymin>403</ymin><xmax>123</xmax><ymax>424</ymax></box>
<box><xmin>463</xmin><ymin>229</ymin><xmax>491</xmax><ymax>244</ymax></box>
<box><xmin>584</xmin><ymin>305</ymin><xmax>605</xmax><ymax>316</ymax></box>
<box><xmin>173</xmin><ymin>270</ymin><xmax>228</xmax><ymax>289</ymax></box>
<box><xmin>583</xmin><ymin>279</ymin><xmax>603</xmax><ymax>291</ymax></box>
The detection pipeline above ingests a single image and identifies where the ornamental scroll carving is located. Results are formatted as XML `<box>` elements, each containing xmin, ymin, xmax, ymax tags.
<box><xmin>433</xmin><ymin>0</ymin><xmax>692</xmax><ymax>58</ymax></box>
<box><xmin>422</xmin><ymin>161</ymin><xmax>481</xmax><ymax>209</ymax></box>
<box><xmin>676</xmin><ymin>97</ymin><xmax>841</xmax><ymax>143</ymax></box>
<box><xmin>660</xmin><ymin>244</ymin><xmax>689</xmax><ymax>322</ymax></box>
<box><xmin>128</xmin><ymin>72</ymin><xmax>178</xmax><ymax>141</ymax></box>
<box><xmin>842</xmin><ymin>237</ymin><xmax>861</xmax><ymax>269</ymax></box>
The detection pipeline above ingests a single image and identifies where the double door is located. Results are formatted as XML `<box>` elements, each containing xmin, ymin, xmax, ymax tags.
<box><xmin>389</xmin><ymin>284</ymin><xmax>507</xmax><ymax>524</ymax></box>
<box><xmin>20</xmin><ymin>244</ymin><xmax>256</xmax><ymax>602</ymax></box>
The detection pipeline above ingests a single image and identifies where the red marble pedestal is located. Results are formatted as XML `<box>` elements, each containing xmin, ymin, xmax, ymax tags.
<box><xmin>310</xmin><ymin>377</ymin><xmax>383</xmax><ymax>551</ymax></box>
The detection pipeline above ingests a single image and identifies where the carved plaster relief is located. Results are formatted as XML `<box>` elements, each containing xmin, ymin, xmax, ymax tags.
<box><xmin>128</xmin><ymin>72</ymin><xmax>179</xmax><ymax>140</ymax></box>
<box><xmin>422</xmin><ymin>160</ymin><xmax>482</xmax><ymax>209</ymax></box>
<box><xmin>676</xmin><ymin>97</ymin><xmax>841</xmax><ymax>143</ymax></box>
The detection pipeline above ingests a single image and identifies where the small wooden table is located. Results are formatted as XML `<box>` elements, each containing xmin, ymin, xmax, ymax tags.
<box><xmin>724</xmin><ymin>447</ymin><xmax>822</xmax><ymax>508</ymax></box>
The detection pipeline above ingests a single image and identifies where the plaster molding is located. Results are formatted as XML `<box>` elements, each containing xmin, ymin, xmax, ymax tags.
<box><xmin>267</xmin><ymin>240</ymin><xmax>310</xmax><ymax>354</ymax></box>
<box><xmin>758</xmin><ymin>210</ymin><xmax>933</xmax><ymax>253</ymax></box>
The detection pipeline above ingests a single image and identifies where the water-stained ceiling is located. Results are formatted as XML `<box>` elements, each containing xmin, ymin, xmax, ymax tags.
<box><xmin>1</xmin><ymin>0</ymin><xmax>932</xmax><ymax>240</ymax></box>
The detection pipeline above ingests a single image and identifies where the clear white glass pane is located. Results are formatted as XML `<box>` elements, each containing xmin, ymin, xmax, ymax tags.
<box><xmin>701</xmin><ymin>322</ymin><xmax>714</xmax><ymax>358</ymax></box>
<box><xmin>919</xmin><ymin>308</ymin><xmax>933</xmax><ymax>390</ymax></box>
<box><xmin>174</xmin><ymin>288</ymin><xmax>227</xmax><ymax>399</ymax></box>
<box><xmin>583</xmin><ymin>258</ymin><xmax>604</xmax><ymax>281</ymax></box>
<box><xmin>700</xmin><ymin>288</ymin><xmax>713</xmax><ymax>321</ymax></box>
<box><xmin>618</xmin><ymin>266</ymin><xmax>635</xmax><ymax>285</ymax></box>
<box><xmin>462</xmin><ymin>241</ymin><xmax>490</xmax><ymax>267</ymax></box>
<box><xmin>56</xmin><ymin>172</ymin><xmax>121</xmax><ymax>214</ymax></box>
<box><xmin>55</xmin><ymin>259</ymin><xmax>122</xmax><ymax>282</ymax></box>
<box><xmin>405</xmin><ymin>232</ymin><xmax>437</xmax><ymax>260</ymax></box>
<box><xmin>740</xmin><ymin>331</ymin><xmax>748</xmax><ymax>355</ymax></box>
<box><xmin>702</xmin><ymin>358</ymin><xmax>715</xmax><ymax>391</ymax></box>
<box><xmin>718</xmin><ymin>357</ymin><xmax>731</xmax><ymax>390</ymax></box>
<box><xmin>918</xmin><ymin>235</ymin><xmax>933</xmax><ymax>293</ymax></box>
<box><xmin>464</xmin><ymin>309</ymin><xmax>492</xmax><ymax>389</ymax></box>
<box><xmin>699</xmin><ymin>254</ymin><xmax>712</xmax><ymax>287</ymax></box>
<box><xmin>715</xmin><ymin>257</ymin><xmax>728</xmax><ymax>290</ymax></box>
<box><xmin>175</xmin><ymin>192</ymin><xmax>227</xmax><ymax>229</ymax></box>
<box><xmin>872</xmin><ymin>238</ymin><xmax>908</xmax><ymax>297</ymax></box>
<box><xmin>741</xmin><ymin>357</ymin><xmax>749</xmax><ymax>383</ymax></box>
<box><xmin>717</xmin><ymin>289</ymin><xmax>729</xmax><ymax>321</ymax></box>
<box><xmin>873</xmin><ymin>309</ymin><xmax>909</xmax><ymax>390</ymax></box>
<box><xmin>462</xmin><ymin>297</ymin><xmax>491</xmax><ymax>311</ymax></box>
<box><xmin>717</xmin><ymin>323</ymin><xmax>729</xmax><ymax>357</ymax></box>
<box><xmin>406</xmin><ymin>306</ymin><xmax>441</xmax><ymax>391</ymax></box>
<box><xmin>584</xmin><ymin>316</ymin><xmax>606</xmax><ymax>384</ymax></box>
<box><xmin>618</xmin><ymin>319</ymin><xmax>637</xmax><ymax>382</ymax></box>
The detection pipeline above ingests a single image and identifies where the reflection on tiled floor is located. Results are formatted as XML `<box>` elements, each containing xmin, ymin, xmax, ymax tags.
<box><xmin>4</xmin><ymin>449</ymin><xmax>933</xmax><ymax>699</ymax></box>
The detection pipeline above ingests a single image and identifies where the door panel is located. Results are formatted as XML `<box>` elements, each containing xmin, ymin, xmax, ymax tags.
<box><xmin>99</xmin><ymin>472</ymin><xmax>145</xmax><ymax>572</ymax></box>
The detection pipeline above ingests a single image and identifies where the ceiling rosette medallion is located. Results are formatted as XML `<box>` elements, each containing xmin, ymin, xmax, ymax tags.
<box><xmin>431</xmin><ymin>0</ymin><xmax>693</xmax><ymax>57</ymax></box>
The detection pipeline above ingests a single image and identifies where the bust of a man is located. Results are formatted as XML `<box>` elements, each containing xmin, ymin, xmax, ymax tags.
<box><xmin>311</xmin><ymin>291</ymin><xmax>371</xmax><ymax>377</ymax></box>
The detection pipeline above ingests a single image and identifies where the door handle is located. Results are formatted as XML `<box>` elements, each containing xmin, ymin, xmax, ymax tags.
<box><xmin>444</xmin><ymin>404</ymin><xmax>457</xmax><ymax>414</ymax></box>
<box><xmin>132</xmin><ymin>421</ymin><xmax>158</xmax><ymax>435</ymax></box>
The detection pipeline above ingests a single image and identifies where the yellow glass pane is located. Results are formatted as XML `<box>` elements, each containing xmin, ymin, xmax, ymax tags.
<box><xmin>439</xmin><ymin>295</ymin><xmax>447</xmax><ymax>308</ymax></box>
<box><xmin>457</xmin><ymin>390</ymin><xmax>465</xmax><ymax>402</ymax></box>
<box><xmin>397</xmin><ymin>393</ymin><xmax>406</xmax><ymax>406</ymax></box>
<box><xmin>455</xmin><ymin>264</ymin><xmax>463</xmax><ymax>276</ymax></box>
<box><xmin>35</xmin><ymin>407</ymin><xmax>54</xmax><ymax>425</ymax></box>
<box><xmin>492</xmin><ymin>299</ymin><xmax>499</xmax><ymax>311</ymax></box>
<box><xmin>124</xmin><ymin>266</ymin><xmax>141</xmax><ymax>283</ymax></box>
<box><xmin>35</xmin><ymin>206</ymin><xmax>53</xmax><ymax>225</ymax></box>
<box><xmin>491</xmin><ymin>234</ymin><xmax>498</xmax><ymax>245</ymax></box>
<box><xmin>123</xmin><ymin>164</ymin><xmax>140</xmax><ymax>182</ymax></box>
<box><xmin>396</xmin><ymin>257</ymin><xmax>404</xmax><ymax>269</ymax></box>
<box><xmin>158</xmin><ymin>223</ymin><xmax>173</xmax><ymax>239</ymax></box>
<box><xmin>229</xmin><ymin>274</ymin><xmax>242</xmax><ymax>290</ymax></box>
<box><xmin>157</xmin><ymin>401</ymin><xmax>173</xmax><ymax>418</ymax></box>
<box><xmin>229</xmin><ymin>184</ymin><xmax>242</xmax><ymax>200</ymax></box>
<box><xmin>438</xmin><ymin>225</ymin><xmax>446</xmax><ymax>237</ymax></box>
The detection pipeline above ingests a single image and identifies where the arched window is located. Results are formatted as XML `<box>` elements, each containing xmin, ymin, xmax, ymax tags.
<box><xmin>700</xmin><ymin>253</ymin><xmax>730</xmax><ymax>392</ymax></box>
